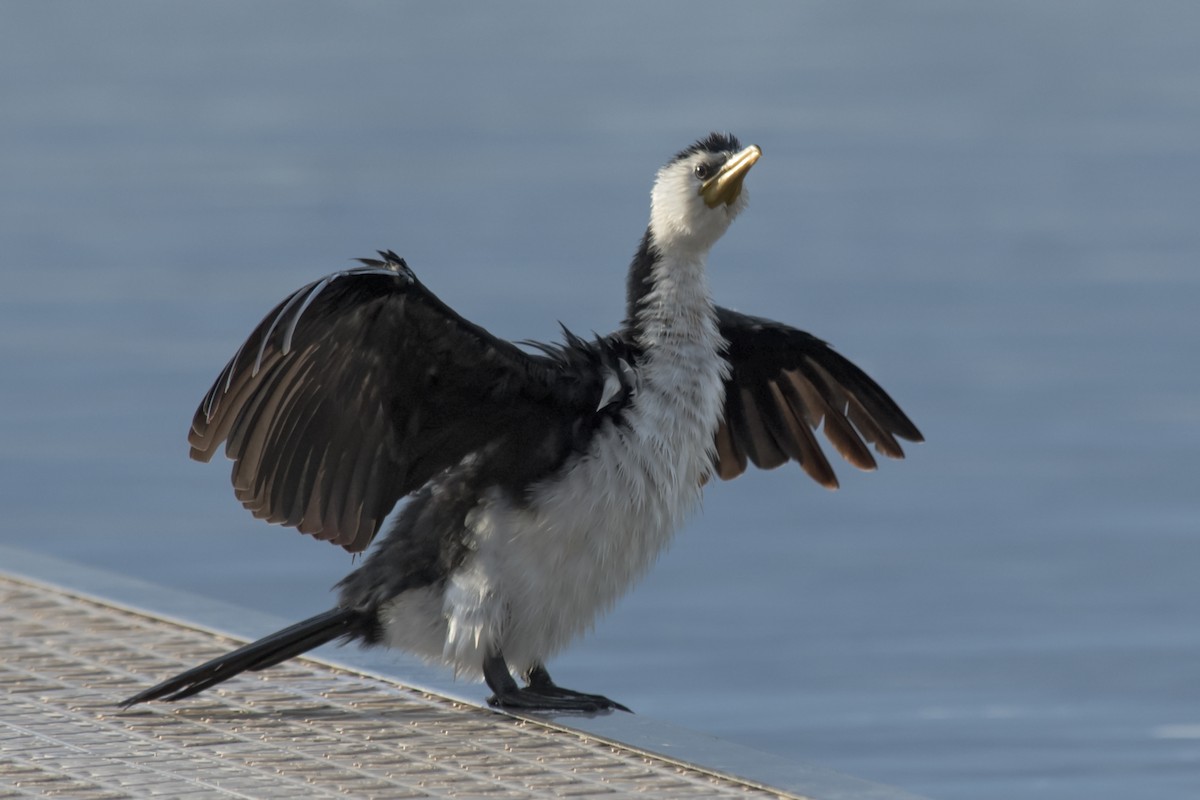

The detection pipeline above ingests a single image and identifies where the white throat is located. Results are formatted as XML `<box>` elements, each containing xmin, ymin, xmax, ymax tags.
<box><xmin>647</xmin><ymin>165</ymin><xmax>738</xmax><ymax>258</ymax></box>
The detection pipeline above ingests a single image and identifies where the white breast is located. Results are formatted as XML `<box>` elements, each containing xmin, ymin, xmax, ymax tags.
<box><xmin>381</xmin><ymin>254</ymin><xmax>728</xmax><ymax>679</ymax></box>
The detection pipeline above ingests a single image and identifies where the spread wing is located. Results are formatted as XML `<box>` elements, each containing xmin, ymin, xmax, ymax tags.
<box><xmin>713</xmin><ymin>306</ymin><xmax>923</xmax><ymax>488</ymax></box>
<box><xmin>190</xmin><ymin>252</ymin><xmax>599</xmax><ymax>552</ymax></box>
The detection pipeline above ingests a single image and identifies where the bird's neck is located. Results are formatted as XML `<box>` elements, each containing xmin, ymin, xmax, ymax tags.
<box><xmin>624</xmin><ymin>229</ymin><xmax>719</xmax><ymax>349</ymax></box>
<box><xmin>622</xmin><ymin>228</ymin><xmax>726</xmax><ymax>429</ymax></box>
<box><xmin>620</xmin><ymin>227</ymin><xmax>728</xmax><ymax>493</ymax></box>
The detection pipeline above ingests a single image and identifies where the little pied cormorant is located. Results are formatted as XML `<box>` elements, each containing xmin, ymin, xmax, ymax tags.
<box><xmin>122</xmin><ymin>133</ymin><xmax>922</xmax><ymax>713</ymax></box>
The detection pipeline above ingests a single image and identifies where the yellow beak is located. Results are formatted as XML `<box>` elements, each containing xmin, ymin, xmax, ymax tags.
<box><xmin>700</xmin><ymin>144</ymin><xmax>762</xmax><ymax>208</ymax></box>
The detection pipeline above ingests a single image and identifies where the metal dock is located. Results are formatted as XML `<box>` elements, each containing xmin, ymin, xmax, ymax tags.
<box><xmin>0</xmin><ymin>547</ymin><xmax>925</xmax><ymax>799</ymax></box>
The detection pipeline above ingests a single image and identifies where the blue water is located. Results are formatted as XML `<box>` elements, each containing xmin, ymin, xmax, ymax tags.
<box><xmin>3</xmin><ymin>3</ymin><xmax>1198</xmax><ymax>798</ymax></box>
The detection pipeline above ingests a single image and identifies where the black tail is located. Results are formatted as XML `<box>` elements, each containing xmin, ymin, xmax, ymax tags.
<box><xmin>120</xmin><ymin>607</ymin><xmax>367</xmax><ymax>707</ymax></box>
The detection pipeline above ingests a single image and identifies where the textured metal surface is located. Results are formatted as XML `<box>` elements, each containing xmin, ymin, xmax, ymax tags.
<box><xmin>0</xmin><ymin>573</ymin><xmax>800</xmax><ymax>799</ymax></box>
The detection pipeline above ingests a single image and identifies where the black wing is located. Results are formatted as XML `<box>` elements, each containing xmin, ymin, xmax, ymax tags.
<box><xmin>714</xmin><ymin>306</ymin><xmax>923</xmax><ymax>488</ymax></box>
<box><xmin>190</xmin><ymin>252</ymin><xmax>599</xmax><ymax>552</ymax></box>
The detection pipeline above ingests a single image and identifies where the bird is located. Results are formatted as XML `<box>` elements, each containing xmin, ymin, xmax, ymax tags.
<box><xmin>121</xmin><ymin>132</ymin><xmax>922</xmax><ymax>714</ymax></box>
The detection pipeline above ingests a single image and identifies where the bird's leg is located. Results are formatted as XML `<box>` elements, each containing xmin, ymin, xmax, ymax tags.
<box><xmin>482</xmin><ymin>652</ymin><xmax>630</xmax><ymax>713</ymax></box>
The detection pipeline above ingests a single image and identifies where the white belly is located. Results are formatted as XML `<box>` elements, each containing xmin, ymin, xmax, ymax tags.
<box><xmin>381</xmin><ymin>250</ymin><xmax>727</xmax><ymax>679</ymax></box>
<box><xmin>381</xmin><ymin>352</ymin><xmax>727</xmax><ymax>678</ymax></box>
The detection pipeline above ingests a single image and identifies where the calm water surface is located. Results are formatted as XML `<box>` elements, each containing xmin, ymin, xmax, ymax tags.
<box><xmin>2</xmin><ymin>3</ymin><xmax>1198</xmax><ymax>798</ymax></box>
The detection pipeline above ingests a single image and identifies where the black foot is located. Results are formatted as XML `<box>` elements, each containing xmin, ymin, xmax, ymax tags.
<box><xmin>487</xmin><ymin>685</ymin><xmax>630</xmax><ymax>713</ymax></box>
<box><xmin>483</xmin><ymin>654</ymin><xmax>631</xmax><ymax>713</ymax></box>
<box><xmin>524</xmin><ymin>664</ymin><xmax>631</xmax><ymax>712</ymax></box>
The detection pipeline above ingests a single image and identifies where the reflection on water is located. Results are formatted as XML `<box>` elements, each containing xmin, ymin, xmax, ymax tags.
<box><xmin>2</xmin><ymin>4</ymin><xmax>1198</xmax><ymax>799</ymax></box>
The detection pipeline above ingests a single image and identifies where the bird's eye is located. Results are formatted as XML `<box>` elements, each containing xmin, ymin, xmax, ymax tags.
<box><xmin>693</xmin><ymin>163</ymin><xmax>711</xmax><ymax>180</ymax></box>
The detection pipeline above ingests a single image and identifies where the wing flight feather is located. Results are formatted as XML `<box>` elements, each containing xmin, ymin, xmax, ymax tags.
<box><xmin>714</xmin><ymin>306</ymin><xmax>922</xmax><ymax>488</ymax></box>
<box><xmin>191</xmin><ymin>254</ymin><xmax>596</xmax><ymax>552</ymax></box>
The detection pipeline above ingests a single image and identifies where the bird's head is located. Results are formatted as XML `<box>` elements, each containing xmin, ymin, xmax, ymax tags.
<box><xmin>648</xmin><ymin>132</ymin><xmax>762</xmax><ymax>256</ymax></box>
